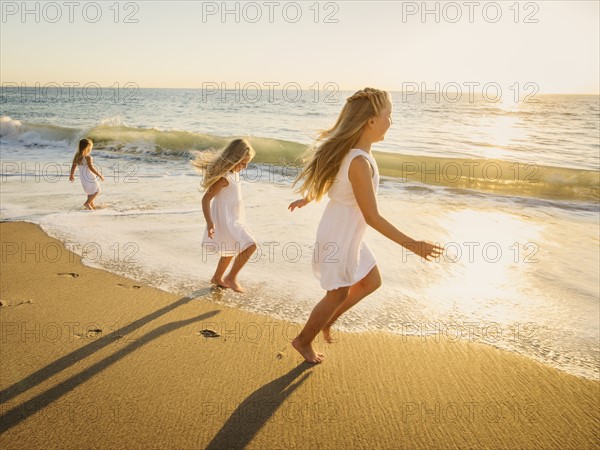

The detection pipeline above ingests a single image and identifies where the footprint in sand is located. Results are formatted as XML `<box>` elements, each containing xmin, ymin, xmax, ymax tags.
<box><xmin>199</xmin><ymin>329</ymin><xmax>221</xmax><ymax>338</ymax></box>
<box><xmin>16</xmin><ymin>300</ymin><xmax>34</xmax><ymax>306</ymax></box>
<box><xmin>117</xmin><ymin>283</ymin><xmax>141</xmax><ymax>289</ymax></box>
<box><xmin>73</xmin><ymin>328</ymin><xmax>103</xmax><ymax>339</ymax></box>
<box><xmin>57</xmin><ymin>272</ymin><xmax>79</xmax><ymax>278</ymax></box>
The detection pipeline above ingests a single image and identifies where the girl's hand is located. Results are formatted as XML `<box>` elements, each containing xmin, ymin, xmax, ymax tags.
<box><xmin>207</xmin><ymin>223</ymin><xmax>215</xmax><ymax>239</ymax></box>
<box><xmin>288</xmin><ymin>198</ymin><xmax>309</xmax><ymax>212</ymax></box>
<box><xmin>410</xmin><ymin>241</ymin><xmax>444</xmax><ymax>261</ymax></box>
<box><xmin>99</xmin><ymin>175</ymin><xmax>105</xmax><ymax>182</ymax></box>
<box><xmin>69</xmin><ymin>175</ymin><xmax>74</xmax><ymax>182</ymax></box>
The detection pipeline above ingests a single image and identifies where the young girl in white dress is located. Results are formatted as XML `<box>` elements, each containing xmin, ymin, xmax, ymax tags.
<box><xmin>69</xmin><ymin>138</ymin><xmax>104</xmax><ymax>210</ymax></box>
<box><xmin>193</xmin><ymin>139</ymin><xmax>257</xmax><ymax>293</ymax></box>
<box><xmin>289</xmin><ymin>87</ymin><xmax>444</xmax><ymax>363</ymax></box>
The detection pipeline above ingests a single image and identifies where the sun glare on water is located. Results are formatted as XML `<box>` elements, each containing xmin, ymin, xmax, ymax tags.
<box><xmin>426</xmin><ymin>209</ymin><xmax>543</xmax><ymax>320</ymax></box>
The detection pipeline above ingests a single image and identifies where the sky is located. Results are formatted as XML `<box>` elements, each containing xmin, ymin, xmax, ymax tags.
<box><xmin>1</xmin><ymin>1</ymin><xmax>599</xmax><ymax>94</ymax></box>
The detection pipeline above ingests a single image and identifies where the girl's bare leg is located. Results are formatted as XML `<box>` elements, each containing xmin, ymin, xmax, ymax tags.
<box><xmin>83</xmin><ymin>192</ymin><xmax>99</xmax><ymax>210</ymax></box>
<box><xmin>322</xmin><ymin>266</ymin><xmax>382</xmax><ymax>343</ymax></box>
<box><xmin>224</xmin><ymin>243</ymin><xmax>257</xmax><ymax>293</ymax></box>
<box><xmin>292</xmin><ymin>287</ymin><xmax>350</xmax><ymax>363</ymax></box>
<box><xmin>90</xmin><ymin>190</ymin><xmax>100</xmax><ymax>208</ymax></box>
<box><xmin>212</xmin><ymin>256</ymin><xmax>233</xmax><ymax>288</ymax></box>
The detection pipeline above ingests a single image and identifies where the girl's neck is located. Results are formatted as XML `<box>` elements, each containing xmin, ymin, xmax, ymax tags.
<box><xmin>353</xmin><ymin>136</ymin><xmax>372</xmax><ymax>153</ymax></box>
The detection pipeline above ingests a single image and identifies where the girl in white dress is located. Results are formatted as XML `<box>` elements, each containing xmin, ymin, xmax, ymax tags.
<box><xmin>193</xmin><ymin>139</ymin><xmax>257</xmax><ymax>293</ymax></box>
<box><xmin>289</xmin><ymin>88</ymin><xmax>444</xmax><ymax>363</ymax></box>
<box><xmin>69</xmin><ymin>138</ymin><xmax>104</xmax><ymax>210</ymax></box>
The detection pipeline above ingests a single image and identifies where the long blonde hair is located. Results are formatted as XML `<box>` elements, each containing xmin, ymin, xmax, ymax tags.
<box><xmin>192</xmin><ymin>138</ymin><xmax>256</xmax><ymax>190</ymax></box>
<box><xmin>73</xmin><ymin>138</ymin><xmax>93</xmax><ymax>165</ymax></box>
<box><xmin>293</xmin><ymin>87</ymin><xmax>391</xmax><ymax>201</ymax></box>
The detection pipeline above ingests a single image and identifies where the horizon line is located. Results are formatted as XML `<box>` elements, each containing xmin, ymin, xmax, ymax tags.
<box><xmin>1</xmin><ymin>84</ymin><xmax>598</xmax><ymax>96</ymax></box>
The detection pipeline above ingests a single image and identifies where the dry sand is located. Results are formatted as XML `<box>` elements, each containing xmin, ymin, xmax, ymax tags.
<box><xmin>0</xmin><ymin>221</ymin><xmax>598</xmax><ymax>449</ymax></box>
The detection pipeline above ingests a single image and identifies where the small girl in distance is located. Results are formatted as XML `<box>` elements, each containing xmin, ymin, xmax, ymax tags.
<box><xmin>69</xmin><ymin>138</ymin><xmax>104</xmax><ymax>210</ymax></box>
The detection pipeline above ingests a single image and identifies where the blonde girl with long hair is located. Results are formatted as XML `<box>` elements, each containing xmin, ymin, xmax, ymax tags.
<box><xmin>193</xmin><ymin>138</ymin><xmax>257</xmax><ymax>293</ymax></box>
<box><xmin>69</xmin><ymin>138</ymin><xmax>104</xmax><ymax>210</ymax></box>
<box><xmin>289</xmin><ymin>87</ymin><xmax>443</xmax><ymax>363</ymax></box>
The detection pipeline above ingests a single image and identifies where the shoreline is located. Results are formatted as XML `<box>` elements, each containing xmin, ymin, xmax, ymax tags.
<box><xmin>5</xmin><ymin>215</ymin><xmax>598</xmax><ymax>382</ymax></box>
<box><xmin>1</xmin><ymin>221</ymin><xmax>598</xmax><ymax>449</ymax></box>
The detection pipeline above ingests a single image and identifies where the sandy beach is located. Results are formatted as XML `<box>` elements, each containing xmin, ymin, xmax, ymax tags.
<box><xmin>0</xmin><ymin>221</ymin><xmax>598</xmax><ymax>449</ymax></box>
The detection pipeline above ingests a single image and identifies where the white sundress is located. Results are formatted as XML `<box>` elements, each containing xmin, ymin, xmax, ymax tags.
<box><xmin>79</xmin><ymin>157</ymin><xmax>100</xmax><ymax>195</ymax></box>
<box><xmin>202</xmin><ymin>171</ymin><xmax>255</xmax><ymax>256</ymax></box>
<box><xmin>312</xmin><ymin>148</ymin><xmax>380</xmax><ymax>290</ymax></box>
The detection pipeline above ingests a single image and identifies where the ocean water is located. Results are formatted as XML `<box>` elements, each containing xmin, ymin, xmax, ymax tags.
<box><xmin>1</xmin><ymin>88</ymin><xmax>598</xmax><ymax>380</ymax></box>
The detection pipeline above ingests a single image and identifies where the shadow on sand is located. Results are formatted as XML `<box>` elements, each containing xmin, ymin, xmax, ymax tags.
<box><xmin>0</xmin><ymin>289</ymin><xmax>219</xmax><ymax>433</ymax></box>
<box><xmin>206</xmin><ymin>362</ymin><xmax>314</xmax><ymax>450</ymax></box>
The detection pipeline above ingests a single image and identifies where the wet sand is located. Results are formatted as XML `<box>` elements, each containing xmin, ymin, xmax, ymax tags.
<box><xmin>0</xmin><ymin>222</ymin><xmax>598</xmax><ymax>449</ymax></box>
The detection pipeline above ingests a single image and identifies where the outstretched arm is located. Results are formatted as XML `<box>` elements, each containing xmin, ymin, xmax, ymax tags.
<box><xmin>288</xmin><ymin>197</ymin><xmax>311</xmax><ymax>211</ymax></box>
<box><xmin>85</xmin><ymin>156</ymin><xmax>105</xmax><ymax>181</ymax></box>
<box><xmin>349</xmin><ymin>156</ymin><xmax>443</xmax><ymax>261</ymax></box>
<box><xmin>201</xmin><ymin>177</ymin><xmax>228</xmax><ymax>238</ymax></box>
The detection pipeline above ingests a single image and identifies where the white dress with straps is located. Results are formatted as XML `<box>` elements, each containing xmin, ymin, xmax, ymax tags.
<box><xmin>312</xmin><ymin>148</ymin><xmax>380</xmax><ymax>290</ymax></box>
<box><xmin>202</xmin><ymin>171</ymin><xmax>255</xmax><ymax>256</ymax></box>
<box><xmin>79</xmin><ymin>157</ymin><xmax>100</xmax><ymax>195</ymax></box>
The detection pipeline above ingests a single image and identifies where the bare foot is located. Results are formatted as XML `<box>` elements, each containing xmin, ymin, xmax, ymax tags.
<box><xmin>223</xmin><ymin>275</ymin><xmax>244</xmax><ymax>293</ymax></box>
<box><xmin>211</xmin><ymin>277</ymin><xmax>229</xmax><ymax>289</ymax></box>
<box><xmin>83</xmin><ymin>203</ymin><xmax>94</xmax><ymax>210</ymax></box>
<box><xmin>322</xmin><ymin>325</ymin><xmax>337</xmax><ymax>344</ymax></box>
<box><xmin>292</xmin><ymin>337</ymin><xmax>324</xmax><ymax>364</ymax></box>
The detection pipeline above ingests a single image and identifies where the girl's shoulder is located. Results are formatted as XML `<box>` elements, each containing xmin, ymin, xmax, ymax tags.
<box><xmin>205</xmin><ymin>176</ymin><xmax>229</xmax><ymax>194</ymax></box>
<box><xmin>343</xmin><ymin>148</ymin><xmax>372</xmax><ymax>168</ymax></box>
<box><xmin>347</xmin><ymin>149</ymin><xmax>376</xmax><ymax>177</ymax></box>
<box><xmin>216</xmin><ymin>176</ymin><xmax>230</xmax><ymax>187</ymax></box>
<box><xmin>347</xmin><ymin>148</ymin><xmax>372</xmax><ymax>160</ymax></box>
<box><xmin>225</xmin><ymin>171</ymin><xmax>240</xmax><ymax>183</ymax></box>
